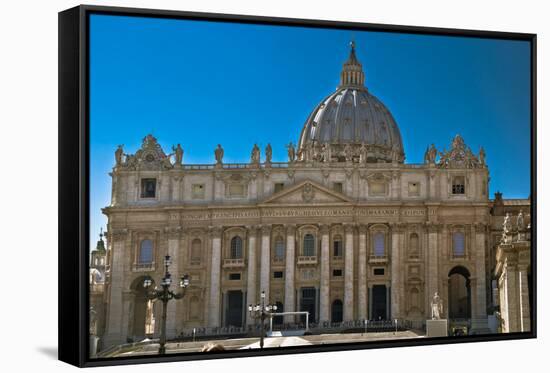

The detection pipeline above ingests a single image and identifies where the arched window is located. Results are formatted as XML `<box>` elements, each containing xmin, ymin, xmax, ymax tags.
<box><xmin>230</xmin><ymin>236</ymin><xmax>243</xmax><ymax>259</ymax></box>
<box><xmin>303</xmin><ymin>234</ymin><xmax>315</xmax><ymax>256</ymax></box>
<box><xmin>191</xmin><ymin>239</ymin><xmax>202</xmax><ymax>261</ymax></box>
<box><xmin>333</xmin><ymin>235</ymin><xmax>343</xmax><ymax>257</ymax></box>
<box><xmin>373</xmin><ymin>232</ymin><xmax>385</xmax><ymax>257</ymax></box>
<box><xmin>331</xmin><ymin>299</ymin><xmax>343</xmax><ymax>323</ymax></box>
<box><xmin>409</xmin><ymin>233</ymin><xmax>419</xmax><ymax>257</ymax></box>
<box><xmin>274</xmin><ymin>236</ymin><xmax>284</xmax><ymax>261</ymax></box>
<box><xmin>138</xmin><ymin>239</ymin><xmax>153</xmax><ymax>264</ymax></box>
<box><xmin>453</xmin><ymin>232</ymin><xmax>465</xmax><ymax>257</ymax></box>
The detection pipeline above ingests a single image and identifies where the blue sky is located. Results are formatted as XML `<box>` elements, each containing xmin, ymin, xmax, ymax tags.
<box><xmin>89</xmin><ymin>14</ymin><xmax>531</xmax><ymax>250</ymax></box>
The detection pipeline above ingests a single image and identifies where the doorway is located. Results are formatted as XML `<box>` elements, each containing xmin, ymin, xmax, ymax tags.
<box><xmin>225</xmin><ymin>290</ymin><xmax>244</xmax><ymax>327</ymax></box>
<box><xmin>372</xmin><ymin>285</ymin><xmax>387</xmax><ymax>320</ymax></box>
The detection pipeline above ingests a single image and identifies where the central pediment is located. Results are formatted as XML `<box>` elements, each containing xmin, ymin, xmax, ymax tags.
<box><xmin>261</xmin><ymin>180</ymin><xmax>353</xmax><ymax>205</ymax></box>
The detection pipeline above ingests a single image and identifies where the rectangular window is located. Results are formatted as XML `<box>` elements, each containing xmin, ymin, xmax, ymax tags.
<box><xmin>408</xmin><ymin>182</ymin><xmax>420</xmax><ymax>196</ymax></box>
<box><xmin>369</xmin><ymin>182</ymin><xmax>386</xmax><ymax>196</ymax></box>
<box><xmin>452</xmin><ymin>176</ymin><xmax>465</xmax><ymax>195</ymax></box>
<box><xmin>274</xmin><ymin>183</ymin><xmax>285</xmax><ymax>193</ymax></box>
<box><xmin>228</xmin><ymin>184</ymin><xmax>245</xmax><ymax>197</ymax></box>
<box><xmin>273</xmin><ymin>271</ymin><xmax>284</xmax><ymax>279</ymax></box>
<box><xmin>192</xmin><ymin>184</ymin><xmax>205</xmax><ymax>199</ymax></box>
<box><xmin>229</xmin><ymin>273</ymin><xmax>241</xmax><ymax>280</ymax></box>
<box><xmin>373</xmin><ymin>268</ymin><xmax>385</xmax><ymax>276</ymax></box>
<box><xmin>333</xmin><ymin>269</ymin><xmax>343</xmax><ymax>277</ymax></box>
<box><xmin>333</xmin><ymin>240</ymin><xmax>343</xmax><ymax>257</ymax></box>
<box><xmin>140</xmin><ymin>178</ymin><xmax>157</xmax><ymax>198</ymax></box>
<box><xmin>333</xmin><ymin>182</ymin><xmax>343</xmax><ymax>193</ymax></box>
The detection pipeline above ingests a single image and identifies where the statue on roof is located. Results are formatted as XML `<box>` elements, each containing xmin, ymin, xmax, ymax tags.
<box><xmin>251</xmin><ymin>144</ymin><xmax>260</xmax><ymax>164</ymax></box>
<box><xmin>215</xmin><ymin>144</ymin><xmax>224</xmax><ymax>165</ymax></box>
<box><xmin>172</xmin><ymin>144</ymin><xmax>183</xmax><ymax>166</ymax></box>
<box><xmin>265</xmin><ymin>143</ymin><xmax>272</xmax><ymax>164</ymax></box>
<box><xmin>287</xmin><ymin>142</ymin><xmax>296</xmax><ymax>162</ymax></box>
<box><xmin>115</xmin><ymin>145</ymin><xmax>124</xmax><ymax>166</ymax></box>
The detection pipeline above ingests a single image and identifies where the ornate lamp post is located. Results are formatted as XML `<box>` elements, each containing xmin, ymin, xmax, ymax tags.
<box><xmin>144</xmin><ymin>255</ymin><xmax>190</xmax><ymax>355</ymax></box>
<box><xmin>248</xmin><ymin>290</ymin><xmax>278</xmax><ymax>349</ymax></box>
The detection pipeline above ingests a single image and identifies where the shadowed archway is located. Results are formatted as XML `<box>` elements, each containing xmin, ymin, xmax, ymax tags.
<box><xmin>448</xmin><ymin>266</ymin><xmax>471</xmax><ymax>320</ymax></box>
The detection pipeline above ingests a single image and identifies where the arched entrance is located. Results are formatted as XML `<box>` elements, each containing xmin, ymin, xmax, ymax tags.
<box><xmin>129</xmin><ymin>276</ymin><xmax>156</xmax><ymax>341</ymax></box>
<box><xmin>448</xmin><ymin>266</ymin><xmax>471</xmax><ymax>320</ymax></box>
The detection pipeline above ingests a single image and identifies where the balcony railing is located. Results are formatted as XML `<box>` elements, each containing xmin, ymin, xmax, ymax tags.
<box><xmin>272</xmin><ymin>257</ymin><xmax>285</xmax><ymax>265</ymax></box>
<box><xmin>368</xmin><ymin>255</ymin><xmax>388</xmax><ymax>264</ymax></box>
<box><xmin>297</xmin><ymin>256</ymin><xmax>317</xmax><ymax>265</ymax></box>
<box><xmin>223</xmin><ymin>258</ymin><xmax>246</xmax><ymax>268</ymax></box>
<box><xmin>133</xmin><ymin>262</ymin><xmax>155</xmax><ymax>272</ymax></box>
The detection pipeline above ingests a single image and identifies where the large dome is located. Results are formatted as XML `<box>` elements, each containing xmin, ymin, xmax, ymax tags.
<box><xmin>297</xmin><ymin>42</ymin><xmax>405</xmax><ymax>164</ymax></box>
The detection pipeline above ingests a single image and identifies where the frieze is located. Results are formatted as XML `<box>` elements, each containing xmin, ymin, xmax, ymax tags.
<box><xmin>262</xmin><ymin>208</ymin><xmax>353</xmax><ymax>218</ymax></box>
<box><xmin>400</xmin><ymin>208</ymin><xmax>426</xmax><ymax>217</ymax></box>
<box><xmin>356</xmin><ymin>208</ymin><xmax>399</xmax><ymax>217</ymax></box>
<box><xmin>211</xmin><ymin>210</ymin><xmax>260</xmax><ymax>219</ymax></box>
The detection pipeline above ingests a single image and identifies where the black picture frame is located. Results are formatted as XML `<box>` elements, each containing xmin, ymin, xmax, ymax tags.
<box><xmin>58</xmin><ymin>4</ymin><xmax>537</xmax><ymax>368</ymax></box>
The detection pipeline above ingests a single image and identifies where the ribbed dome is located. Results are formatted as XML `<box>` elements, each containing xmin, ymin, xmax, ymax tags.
<box><xmin>297</xmin><ymin>42</ymin><xmax>405</xmax><ymax>164</ymax></box>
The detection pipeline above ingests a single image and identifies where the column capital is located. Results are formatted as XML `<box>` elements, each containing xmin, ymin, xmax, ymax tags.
<box><xmin>357</xmin><ymin>224</ymin><xmax>368</xmax><ymax>234</ymax></box>
<box><xmin>164</xmin><ymin>226</ymin><xmax>182</xmax><ymax>240</ymax></box>
<box><xmin>285</xmin><ymin>224</ymin><xmax>297</xmax><ymax>235</ymax></box>
<box><xmin>245</xmin><ymin>225</ymin><xmax>260</xmax><ymax>234</ymax></box>
<box><xmin>109</xmin><ymin>228</ymin><xmax>128</xmax><ymax>242</ymax></box>
<box><xmin>319</xmin><ymin>224</ymin><xmax>330</xmax><ymax>235</ymax></box>
<box><xmin>208</xmin><ymin>226</ymin><xmax>223</xmax><ymax>237</ymax></box>
<box><xmin>426</xmin><ymin>222</ymin><xmax>441</xmax><ymax>234</ymax></box>
<box><xmin>343</xmin><ymin>222</ymin><xmax>355</xmax><ymax>234</ymax></box>
<box><xmin>474</xmin><ymin>222</ymin><xmax>487</xmax><ymax>234</ymax></box>
<box><xmin>260</xmin><ymin>224</ymin><xmax>272</xmax><ymax>235</ymax></box>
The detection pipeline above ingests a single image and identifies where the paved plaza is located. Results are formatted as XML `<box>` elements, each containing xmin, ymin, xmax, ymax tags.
<box><xmin>107</xmin><ymin>331</ymin><xmax>423</xmax><ymax>358</ymax></box>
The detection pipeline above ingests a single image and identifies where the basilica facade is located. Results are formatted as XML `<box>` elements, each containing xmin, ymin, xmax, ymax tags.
<box><xmin>94</xmin><ymin>43</ymin><xmax>531</xmax><ymax>350</ymax></box>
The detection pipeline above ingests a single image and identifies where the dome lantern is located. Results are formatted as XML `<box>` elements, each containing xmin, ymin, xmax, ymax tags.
<box><xmin>339</xmin><ymin>40</ymin><xmax>365</xmax><ymax>88</ymax></box>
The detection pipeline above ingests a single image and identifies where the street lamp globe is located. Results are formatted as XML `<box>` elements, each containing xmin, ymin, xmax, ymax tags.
<box><xmin>143</xmin><ymin>278</ymin><xmax>152</xmax><ymax>288</ymax></box>
<box><xmin>179</xmin><ymin>274</ymin><xmax>190</xmax><ymax>288</ymax></box>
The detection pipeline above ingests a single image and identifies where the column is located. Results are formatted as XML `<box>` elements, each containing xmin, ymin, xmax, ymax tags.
<box><xmin>246</xmin><ymin>226</ymin><xmax>258</xmax><ymax>325</ymax></box>
<box><xmin>344</xmin><ymin>223</ymin><xmax>355</xmax><ymax>321</ymax></box>
<box><xmin>208</xmin><ymin>227</ymin><xmax>223</xmax><ymax>327</ymax></box>
<box><xmin>319</xmin><ymin>224</ymin><xmax>330</xmax><ymax>323</ymax></box>
<box><xmin>260</xmin><ymin>225</ymin><xmax>271</xmax><ymax>301</ymax></box>
<box><xmin>357</xmin><ymin>225</ymin><xmax>367</xmax><ymax>320</ymax></box>
<box><xmin>104</xmin><ymin>229</ymin><xmax>128</xmax><ymax>348</ymax></box>
<box><xmin>518</xmin><ymin>264</ymin><xmax>531</xmax><ymax>332</ymax></box>
<box><xmin>390</xmin><ymin>224</ymin><xmax>401</xmax><ymax>318</ymax></box>
<box><xmin>284</xmin><ymin>225</ymin><xmax>296</xmax><ymax>323</ymax></box>
<box><xmin>426</xmin><ymin>223</ymin><xmax>439</xmax><ymax>319</ymax></box>
<box><xmin>165</xmin><ymin>227</ymin><xmax>181</xmax><ymax>338</ymax></box>
<box><xmin>475</xmin><ymin>225</ymin><xmax>487</xmax><ymax>318</ymax></box>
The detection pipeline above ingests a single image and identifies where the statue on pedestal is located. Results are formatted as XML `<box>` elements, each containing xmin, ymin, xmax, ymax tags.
<box><xmin>359</xmin><ymin>142</ymin><xmax>367</xmax><ymax>163</ymax></box>
<box><xmin>215</xmin><ymin>144</ymin><xmax>224</xmax><ymax>165</ymax></box>
<box><xmin>321</xmin><ymin>143</ymin><xmax>330</xmax><ymax>163</ymax></box>
<box><xmin>431</xmin><ymin>292</ymin><xmax>443</xmax><ymax>320</ymax></box>
<box><xmin>517</xmin><ymin>210</ymin><xmax>525</xmax><ymax>231</ymax></box>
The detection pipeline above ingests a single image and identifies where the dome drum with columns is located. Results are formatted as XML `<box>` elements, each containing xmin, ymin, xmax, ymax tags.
<box><xmin>297</xmin><ymin>41</ymin><xmax>405</xmax><ymax>164</ymax></box>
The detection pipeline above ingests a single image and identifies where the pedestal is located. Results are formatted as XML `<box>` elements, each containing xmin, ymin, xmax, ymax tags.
<box><xmin>426</xmin><ymin>319</ymin><xmax>448</xmax><ymax>337</ymax></box>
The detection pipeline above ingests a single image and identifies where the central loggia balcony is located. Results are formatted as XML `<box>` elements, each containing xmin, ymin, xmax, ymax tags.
<box><xmin>297</xmin><ymin>255</ymin><xmax>318</xmax><ymax>265</ymax></box>
<box><xmin>223</xmin><ymin>258</ymin><xmax>246</xmax><ymax>268</ymax></box>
